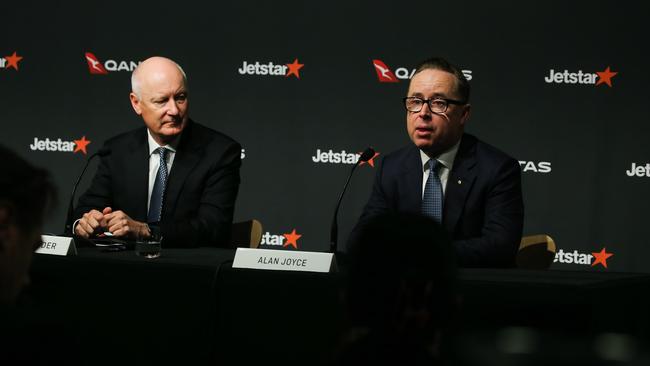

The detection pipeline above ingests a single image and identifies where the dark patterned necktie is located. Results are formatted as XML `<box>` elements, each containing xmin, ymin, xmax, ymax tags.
<box><xmin>148</xmin><ymin>147</ymin><xmax>168</xmax><ymax>223</ymax></box>
<box><xmin>421</xmin><ymin>159</ymin><xmax>443</xmax><ymax>223</ymax></box>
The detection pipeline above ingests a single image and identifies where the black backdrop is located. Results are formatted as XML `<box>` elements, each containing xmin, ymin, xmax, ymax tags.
<box><xmin>2</xmin><ymin>1</ymin><xmax>647</xmax><ymax>272</ymax></box>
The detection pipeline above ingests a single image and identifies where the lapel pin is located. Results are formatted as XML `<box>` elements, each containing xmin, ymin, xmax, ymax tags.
<box><xmin>458</xmin><ymin>179</ymin><xmax>462</xmax><ymax>185</ymax></box>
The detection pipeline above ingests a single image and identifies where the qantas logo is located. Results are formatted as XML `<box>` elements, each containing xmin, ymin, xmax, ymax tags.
<box><xmin>29</xmin><ymin>136</ymin><xmax>91</xmax><ymax>155</ymax></box>
<box><xmin>544</xmin><ymin>66</ymin><xmax>618</xmax><ymax>87</ymax></box>
<box><xmin>372</xmin><ymin>59</ymin><xmax>473</xmax><ymax>82</ymax></box>
<box><xmin>260</xmin><ymin>229</ymin><xmax>302</xmax><ymax>249</ymax></box>
<box><xmin>519</xmin><ymin>160</ymin><xmax>552</xmax><ymax>174</ymax></box>
<box><xmin>85</xmin><ymin>52</ymin><xmax>108</xmax><ymax>74</ymax></box>
<box><xmin>84</xmin><ymin>52</ymin><xmax>141</xmax><ymax>74</ymax></box>
<box><xmin>373</xmin><ymin>60</ymin><xmax>398</xmax><ymax>82</ymax></box>
<box><xmin>1</xmin><ymin>51</ymin><xmax>23</xmax><ymax>71</ymax></box>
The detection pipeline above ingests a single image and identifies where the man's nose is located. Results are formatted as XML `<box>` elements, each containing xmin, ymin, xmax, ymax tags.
<box><xmin>166</xmin><ymin>99</ymin><xmax>179</xmax><ymax>115</ymax></box>
<box><xmin>417</xmin><ymin>101</ymin><xmax>433</xmax><ymax>118</ymax></box>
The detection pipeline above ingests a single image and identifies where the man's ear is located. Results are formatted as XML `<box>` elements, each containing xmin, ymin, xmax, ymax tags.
<box><xmin>460</xmin><ymin>104</ymin><xmax>471</xmax><ymax>126</ymax></box>
<box><xmin>130</xmin><ymin>92</ymin><xmax>142</xmax><ymax>115</ymax></box>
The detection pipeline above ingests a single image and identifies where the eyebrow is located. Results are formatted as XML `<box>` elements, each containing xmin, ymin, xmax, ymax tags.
<box><xmin>409</xmin><ymin>92</ymin><xmax>449</xmax><ymax>99</ymax></box>
<box><xmin>150</xmin><ymin>87</ymin><xmax>187</xmax><ymax>97</ymax></box>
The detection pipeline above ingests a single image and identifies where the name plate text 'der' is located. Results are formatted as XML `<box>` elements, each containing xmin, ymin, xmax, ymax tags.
<box><xmin>35</xmin><ymin>235</ymin><xmax>77</xmax><ymax>256</ymax></box>
<box><xmin>232</xmin><ymin>248</ymin><xmax>337</xmax><ymax>273</ymax></box>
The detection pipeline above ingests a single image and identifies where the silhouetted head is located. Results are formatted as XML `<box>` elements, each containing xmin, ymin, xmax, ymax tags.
<box><xmin>0</xmin><ymin>145</ymin><xmax>56</xmax><ymax>305</ymax></box>
<box><xmin>345</xmin><ymin>212</ymin><xmax>458</xmax><ymax>349</ymax></box>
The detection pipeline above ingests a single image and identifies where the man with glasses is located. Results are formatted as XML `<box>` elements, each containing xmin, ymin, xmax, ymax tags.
<box><xmin>72</xmin><ymin>56</ymin><xmax>241</xmax><ymax>247</ymax></box>
<box><xmin>351</xmin><ymin>57</ymin><xmax>523</xmax><ymax>267</ymax></box>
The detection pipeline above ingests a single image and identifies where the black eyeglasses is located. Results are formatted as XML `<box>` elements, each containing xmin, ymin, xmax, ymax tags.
<box><xmin>403</xmin><ymin>97</ymin><xmax>466</xmax><ymax>114</ymax></box>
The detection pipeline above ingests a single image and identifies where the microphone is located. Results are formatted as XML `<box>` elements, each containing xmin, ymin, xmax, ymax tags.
<box><xmin>330</xmin><ymin>147</ymin><xmax>375</xmax><ymax>253</ymax></box>
<box><xmin>64</xmin><ymin>147</ymin><xmax>111</xmax><ymax>235</ymax></box>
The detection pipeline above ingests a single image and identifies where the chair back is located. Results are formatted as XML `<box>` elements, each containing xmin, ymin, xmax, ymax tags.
<box><xmin>516</xmin><ymin>234</ymin><xmax>557</xmax><ymax>269</ymax></box>
<box><xmin>230</xmin><ymin>219</ymin><xmax>263</xmax><ymax>248</ymax></box>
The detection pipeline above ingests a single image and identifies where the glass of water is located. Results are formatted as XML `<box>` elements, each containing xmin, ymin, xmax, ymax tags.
<box><xmin>135</xmin><ymin>240</ymin><xmax>161</xmax><ymax>258</ymax></box>
<box><xmin>135</xmin><ymin>226</ymin><xmax>162</xmax><ymax>258</ymax></box>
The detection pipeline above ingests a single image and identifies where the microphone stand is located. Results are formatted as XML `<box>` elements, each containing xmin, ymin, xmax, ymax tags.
<box><xmin>64</xmin><ymin>148</ymin><xmax>110</xmax><ymax>235</ymax></box>
<box><xmin>329</xmin><ymin>147</ymin><xmax>375</xmax><ymax>254</ymax></box>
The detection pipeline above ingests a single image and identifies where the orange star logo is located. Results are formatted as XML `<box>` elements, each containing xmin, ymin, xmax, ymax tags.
<box><xmin>358</xmin><ymin>152</ymin><xmax>380</xmax><ymax>168</ymax></box>
<box><xmin>4</xmin><ymin>51</ymin><xmax>23</xmax><ymax>70</ymax></box>
<box><xmin>285</xmin><ymin>58</ymin><xmax>304</xmax><ymax>79</ymax></box>
<box><xmin>595</xmin><ymin>66</ymin><xmax>618</xmax><ymax>87</ymax></box>
<box><xmin>591</xmin><ymin>247</ymin><xmax>614</xmax><ymax>268</ymax></box>
<box><xmin>73</xmin><ymin>136</ymin><xmax>91</xmax><ymax>154</ymax></box>
<box><xmin>282</xmin><ymin>229</ymin><xmax>302</xmax><ymax>249</ymax></box>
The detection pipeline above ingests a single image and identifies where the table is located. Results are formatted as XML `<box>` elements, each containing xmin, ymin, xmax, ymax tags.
<box><xmin>27</xmin><ymin>247</ymin><xmax>650</xmax><ymax>365</ymax></box>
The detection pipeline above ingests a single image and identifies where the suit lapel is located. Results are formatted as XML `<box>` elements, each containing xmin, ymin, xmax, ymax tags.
<box><xmin>125</xmin><ymin>128</ymin><xmax>149</xmax><ymax>221</ymax></box>
<box><xmin>162</xmin><ymin>121</ymin><xmax>202</xmax><ymax>222</ymax></box>
<box><xmin>400</xmin><ymin>146</ymin><xmax>424</xmax><ymax>215</ymax></box>
<box><xmin>443</xmin><ymin>135</ymin><xmax>477</xmax><ymax>235</ymax></box>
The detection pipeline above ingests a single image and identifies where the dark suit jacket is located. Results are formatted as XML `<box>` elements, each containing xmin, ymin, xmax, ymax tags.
<box><xmin>74</xmin><ymin>120</ymin><xmax>241</xmax><ymax>247</ymax></box>
<box><xmin>351</xmin><ymin>134</ymin><xmax>524</xmax><ymax>267</ymax></box>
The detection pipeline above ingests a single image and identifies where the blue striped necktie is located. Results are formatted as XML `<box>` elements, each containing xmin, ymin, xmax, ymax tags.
<box><xmin>148</xmin><ymin>147</ymin><xmax>168</xmax><ymax>223</ymax></box>
<box><xmin>422</xmin><ymin>159</ymin><xmax>443</xmax><ymax>223</ymax></box>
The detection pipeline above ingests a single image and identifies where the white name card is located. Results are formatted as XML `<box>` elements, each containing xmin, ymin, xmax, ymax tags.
<box><xmin>232</xmin><ymin>248</ymin><xmax>337</xmax><ymax>273</ymax></box>
<box><xmin>35</xmin><ymin>235</ymin><xmax>77</xmax><ymax>256</ymax></box>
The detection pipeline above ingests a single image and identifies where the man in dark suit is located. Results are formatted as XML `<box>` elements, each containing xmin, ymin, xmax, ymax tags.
<box><xmin>351</xmin><ymin>57</ymin><xmax>523</xmax><ymax>267</ymax></box>
<box><xmin>73</xmin><ymin>57</ymin><xmax>241</xmax><ymax>247</ymax></box>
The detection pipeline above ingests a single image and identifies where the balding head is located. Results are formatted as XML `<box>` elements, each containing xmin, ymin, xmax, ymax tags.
<box><xmin>131</xmin><ymin>56</ymin><xmax>188</xmax><ymax>99</ymax></box>
<box><xmin>129</xmin><ymin>56</ymin><xmax>190</xmax><ymax>145</ymax></box>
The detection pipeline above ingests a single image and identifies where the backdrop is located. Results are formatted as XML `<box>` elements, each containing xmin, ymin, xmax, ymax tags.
<box><xmin>2</xmin><ymin>0</ymin><xmax>647</xmax><ymax>272</ymax></box>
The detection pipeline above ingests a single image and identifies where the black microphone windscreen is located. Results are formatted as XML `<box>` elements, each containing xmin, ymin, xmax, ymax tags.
<box><xmin>359</xmin><ymin>147</ymin><xmax>375</xmax><ymax>162</ymax></box>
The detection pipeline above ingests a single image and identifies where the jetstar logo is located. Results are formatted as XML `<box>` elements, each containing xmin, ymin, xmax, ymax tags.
<box><xmin>85</xmin><ymin>52</ymin><xmax>141</xmax><ymax>74</ymax></box>
<box><xmin>372</xmin><ymin>59</ymin><xmax>473</xmax><ymax>82</ymax></box>
<box><xmin>625</xmin><ymin>162</ymin><xmax>650</xmax><ymax>177</ymax></box>
<box><xmin>544</xmin><ymin>66</ymin><xmax>618</xmax><ymax>87</ymax></box>
<box><xmin>591</xmin><ymin>248</ymin><xmax>614</xmax><ymax>268</ymax></box>
<box><xmin>553</xmin><ymin>247</ymin><xmax>614</xmax><ymax>269</ymax></box>
<box><xmin>260</xmin><ymin>228</ymin><xmax>302</xmax><ymax>249</ymax></box>
<box><xmin>29</xmin><ymin>136</ymin><xmax>91</xmax><ymax>155</ymax></box>
<box><xmin>238</xmin><ymin>58</ymin><xmax>304</xmax><ymax>79</ymax></box>
<box><xmin>519</xmin><ymin>160</ymin><xmax>552</xmax><ymax>174</ymax></box>
<box><xmin>312</xmin><ymin>148</ymin><xmax>380</xmax><ymax>167</ymax></box>
<box><xmin>1</xmin><ymin>51</ymin><xmax>23</xmax><ymax>71</ymax></box>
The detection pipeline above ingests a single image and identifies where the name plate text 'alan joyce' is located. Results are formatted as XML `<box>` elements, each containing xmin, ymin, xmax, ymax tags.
<box><xmin>232</xmin><ymin>248</ymin><xmax>337</xmax><ymax>273</ymax></box>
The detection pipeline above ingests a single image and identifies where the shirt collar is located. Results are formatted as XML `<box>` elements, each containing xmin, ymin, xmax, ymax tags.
<box><xmin>147</xmin><ymin>129</ymin><xmax>180</xmax><ymax>156</ymax></box>
<box><xmin>420</xmin><ymin>137</ymin><xmax>462</xmax><ymax>171</ymax></box>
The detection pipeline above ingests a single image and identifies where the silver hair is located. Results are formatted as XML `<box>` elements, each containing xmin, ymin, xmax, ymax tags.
<box><xmin>131</xmin><ymin>58</ymin><xmax>188</xmax><ymax>99</ymax></box>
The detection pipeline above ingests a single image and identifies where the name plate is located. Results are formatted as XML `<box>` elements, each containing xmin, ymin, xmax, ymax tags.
<box><xmin>232</xmin><ymin>248</ymin><xmax>337</xmax><ymax>273</ymax></box>
<box><xmin>35</xmin><ymin>235</ymin><xmax>77</xmax><ymax>256</ymax></box>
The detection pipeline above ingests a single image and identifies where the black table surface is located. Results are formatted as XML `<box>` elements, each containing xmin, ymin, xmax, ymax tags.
<box><xmin>35</xmin><ymin>246</ymin><xmax>650</xmax><ymax>280</ymax></box>
<box><xmin>26</xmin><ymin>247</ymin><xmax>650</xmax><ymax>365</ymax></box>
